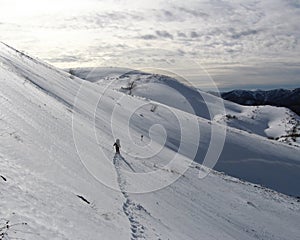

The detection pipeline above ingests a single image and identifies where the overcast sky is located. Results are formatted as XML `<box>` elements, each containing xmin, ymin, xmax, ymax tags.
<box><xmin>0</xmin><ymin>0</ymin><xmax>299</xmax><ymax>90</ymax></box>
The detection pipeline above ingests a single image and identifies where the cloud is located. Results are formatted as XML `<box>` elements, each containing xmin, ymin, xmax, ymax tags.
<box><xmin>33</xmin><ymin>10</ymin><xmax>146</xmax><ymax>31</ymax></box>
<box><xmin>211</xmin><ymin>62</ymin><xmax>300</xmax><ymax>91</ymax></box>
<box><xmin>45</xmin><ymin>55</ymin><xmax>84</xmax><ymax>63</ymax></box>
<box><xmin>155</xmin><ymin>30</ymin><xmax>174</xmax><ymax>39</ymax></box>
<box><xmin>177</xmin><ymin>32</ymin><xmax>187</xmax><ymax>38</ymax></box>
<box><xmin>175</xmin><ymin>6</ymin><xmax>209</xmax><ymax>18</ymax></box>
<box><xmin>154</xmin><ymin>10</ymin><xmax>179</xmax><ymax>22</ymax></box>
<box><xmin>285</xmin><ymin>0</ymin><xmax>300</xmax><ymax>8</ymax></box>
<box><xmin>1</xmin><ymin>0</ymin><xmax>299</xmax><ymax>90</ymax></box>
<box><xmin>190</xmin><ymin>31</ymin><xmax>200</xmax><ymax>38</ymax></box>
<box><xmin>230</xmin><ymin>29</ymin><xmax>259</xmax><ymax>39</ymax></box>
<box><xmin>139</xmin><ymin>34</ymin><xmax>157</xmax><ymax>40</ymax></box>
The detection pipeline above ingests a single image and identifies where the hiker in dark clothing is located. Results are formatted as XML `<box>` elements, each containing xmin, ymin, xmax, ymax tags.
<box><xmin>113</xmin><ymin>139</ymin><xmax>121</xmax><ymax>154</ymax></box>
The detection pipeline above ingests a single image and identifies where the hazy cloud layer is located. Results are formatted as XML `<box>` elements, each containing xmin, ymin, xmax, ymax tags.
<box><xmin>0</xmin><ymin>0</ymin><xmax>299</xmax><ymax>89</ymax></box>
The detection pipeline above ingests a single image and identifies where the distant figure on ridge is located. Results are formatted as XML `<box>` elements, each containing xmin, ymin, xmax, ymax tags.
<box><xmin>113</xmin><ymin>139</ymin><xmax>121</xmax><ymax>154</ymax></box>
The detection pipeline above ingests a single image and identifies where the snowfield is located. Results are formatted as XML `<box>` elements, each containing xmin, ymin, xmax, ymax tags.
<box><xmin>1</xmin><ymin>43</ymin><xmax>300</xmax><ymax>239</ymax></box>
<box><xmin>75</xmin><ymin>68</ymin><xmax>299</xmax><ymax>146</ymax></box>
<box><xmin>71</xmin><ymin>67</ymin><xmax>300</xmax><ymax>195</ymax></box>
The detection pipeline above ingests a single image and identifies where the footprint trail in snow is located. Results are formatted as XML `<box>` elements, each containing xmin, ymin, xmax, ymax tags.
<box><xmin>113</xmin><ymin>154</ymin><xmax>146</xmax><ymax>240</ymax></box>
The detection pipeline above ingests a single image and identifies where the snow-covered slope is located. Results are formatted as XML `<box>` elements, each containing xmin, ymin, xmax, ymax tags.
<box><xmin>71</xmin><ymin>68</ymin><xmax>300</xmax><ymax>146</ymax></box>
<box><xmin>1</xmin><ymin>43</ymin><xmax>300</xmax><ymax>239</ymax></box>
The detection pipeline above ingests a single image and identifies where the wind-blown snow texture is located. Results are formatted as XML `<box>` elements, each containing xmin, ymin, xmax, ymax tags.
<box><xmin>1</xmin><ymin>44</ymin><xmax>300</xmax><ymax>239</ymax></box>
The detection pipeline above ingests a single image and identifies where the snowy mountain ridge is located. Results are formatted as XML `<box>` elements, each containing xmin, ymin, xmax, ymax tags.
<box><xmin>70</xmin><ymin>67</ymin><xmax>300</xmax><ymax>146</ymax></box>
<box><xmin>1</xmin><ymin>43</ymin><xmax>300</xmax><ymax>239</ymax></box>
<box><xmin>220</xmin><ymin>88</ymin><xmax>300</xmax><ymax>116</ymax></box>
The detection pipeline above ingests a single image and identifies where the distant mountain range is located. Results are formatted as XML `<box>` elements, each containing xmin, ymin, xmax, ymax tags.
<box><xmin>219</xmin><ymin>88</ymin><xmax>300</xmax><ymax>115</ymax></box>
